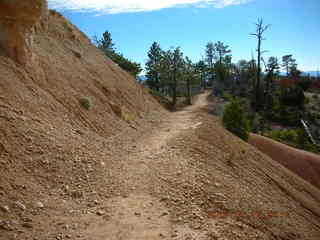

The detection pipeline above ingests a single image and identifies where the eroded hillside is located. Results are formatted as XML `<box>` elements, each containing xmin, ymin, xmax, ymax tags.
<box><xmin>0</xmin><ymin>1</ymin><xmax>320</xmax><ymax>240</ymax></box>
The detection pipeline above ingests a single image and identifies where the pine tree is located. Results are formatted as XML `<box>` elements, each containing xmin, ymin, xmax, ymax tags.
<box><xmin>146</xmin><ymin>42</ymin><xmax>162</xmax><ymax>91</ymax></box>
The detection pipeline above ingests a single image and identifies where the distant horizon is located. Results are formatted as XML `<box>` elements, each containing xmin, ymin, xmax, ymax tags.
<box><xmin>49</xmin><ymin>0</ymin><xmax>320</xmax><ymax>72</ymax></box>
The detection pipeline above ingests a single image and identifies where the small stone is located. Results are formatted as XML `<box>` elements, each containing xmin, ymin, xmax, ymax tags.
<box><xmin>22</xmin><ymin>222</ymin><xmax>33</xmax><ymax>228</ymax></box>
<box><xmin>0</xmin><ymin>220</ymin><xmax>14</xmax><ymax>231</ymax></box>
<box><xmin>172</xmin><ymin>233</ymin><xmax>178</xmax><ymax>238</ymax></box>
<box><xmin>71</xmin><ymin>191</ymin><xmax>83</xmax><ymax>199</ymax></box>
<box><xmin>63</xmin><ymin>224</ymin><xmax>70</xmax><ymax>230</ymax></box>
<box><xmin>22</xmin><ymin>217</ymin><xmax>32</xmax><ymax>223</ymax></box>
<box><xmin>65</xmin><ymin>234</ymin><xmax>72</xmax><ymax>239</ymax></box>
<box><xmin>15</xmin><ymin>201</ymin><xmax>26</xmax><ymax>211</ymax></box>
<box><xmin>161</xmin><ymin>212</ymin><xmax>168</xmax><ymax>217</ymax></box>
<box><xmin>96</xmin><ymin>210</ymin><xmax>105</xmax><ymax>216</ymax></box>
<box><xmin>94</xmin><ymin>200</ymin><xmax>99</xmax><ymax>205</ymax></box>
<box><xmin>1</xmin><ymin>205</ymin><xmax>10</xmax><ymax>213</ymax></box>
<box><xmin>134</xmin><ymin>212</ymin><xmax>141</xmax><ymax>216</ymax></box>
<box><xmin>35</xmin><ymin>201</ymin><xmax>44</xmax><ymax>209</ymax></box>
<box><xmin>159</xmin><ymin>233</ymin><xmax>166</xmax><ymax>238</ymax></box>
<box><xmin>214</xmin><ymin>183</ymin><xmax>222</xmax><ymax>187</ymax></box>
<box><xmin>160</xmin><ymin>196</ymin><xmax>168</xmax><ymax>202</ymax></box>
<box><xmin>75</xmin><ymin>129</ymin><xmax>84</xmax><ymax>135</ymax></box>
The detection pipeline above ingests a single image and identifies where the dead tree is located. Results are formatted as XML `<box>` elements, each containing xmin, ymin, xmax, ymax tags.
<box><xmin>250</xmin><ymin>19</ymin><xmax>270</xmax><ymax>112</ymax></box>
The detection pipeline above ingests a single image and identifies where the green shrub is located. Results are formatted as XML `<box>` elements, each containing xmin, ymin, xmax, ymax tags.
<box><xmin>280</xmin><ymin>86</ymin><xmax>305</xmax><ymax>107</ymax></box>
<box><xmin>266</xmin><ymin>128</ymin><xmax>319</xmax><ymax>154</ymax></box>
<box><xmin>304</xmin><ymin>97</ymin><xmax>310</xmax><ymax>105</ymax></box>
<box><xmin>223</xmin><ymin>98</ymin><xmax>249</xmax><ymax>141</ymax></box>
<box><xmin>149</xmin><ymin>89</ymin><xmax>164</xmax><ymax>97</ymax></box>
<box><xmin>265</xmin><ymin>129</ymin><xmax>298</xmax><ymax>145</ymax></box>
<box><xmin>79</xmin><ymin>97</ymin><xmax>92</xmax><ymax>110</ymax></box>
<box><xmin>281</xmin><ymin>109</ymin><xmax>301</xmax><ymax>126</ymax></box>
<box><xmin>222</xmin><ymin>92</ymin><xmax>233</xmax><ymax>101</ymax></box>
<box><xmin>249</xmin><ymin>113</ymin><xmax>263</xmax><ymax>133</ymax></box>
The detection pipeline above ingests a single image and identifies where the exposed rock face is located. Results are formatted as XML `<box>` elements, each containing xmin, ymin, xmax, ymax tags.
<box><xmin>0</xmin><ymin>0</ymin><xmax>48</xmax><ymax>66</ymax></box>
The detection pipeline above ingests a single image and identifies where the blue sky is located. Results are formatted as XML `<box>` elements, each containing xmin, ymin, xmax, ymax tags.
<box><xmin>48</xmin><ymin>0</ymin><xmax>320</xmax><ymax>73</ymax></box>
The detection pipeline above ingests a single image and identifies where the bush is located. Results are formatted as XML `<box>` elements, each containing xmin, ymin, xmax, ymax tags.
<box><xmin>265</xmin><ymin>129</ymin><xmax>298</xmax><ymax>144</ymax></box>
<box><xmin>304</xmin><ymin>97</ymin><xmax>310</xmax><ymax>105</ymax></box>
<box><xmin>280</xmin><ymin>86</ymin><xmax>305</xmax><ymax>107</ymax></box>
<box><xmin>249</xmin><ymin>113</ymin><xmax>263</xmax><ymax>133</ymax></box>
<box><xmin>266</xmin><ymin>128</ymin><xmax>319</xmax><ymax>154</ymax></box>
<box><xmin>223</xmin><ymin>97</ymin><xmax>250</xmax><ymax>141</ymax></box>
<box><xmin>79</xmin><ymin>97</ymin><xmax>92</xmax><ymax>110</ymax></box>
<box><xmin>149</xmin><ymin>89</ymin><xmax>164</xmax><ymax>97</ymax></box>
<box><xmin>222</xmin><ymin>92</ymin><xmax>233</xmax><ymax>101</ymax></box>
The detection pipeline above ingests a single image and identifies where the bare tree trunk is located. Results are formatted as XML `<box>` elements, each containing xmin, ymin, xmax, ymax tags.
<box><xmin>187</xmin><ymin>77</ymin><xmax>192</xmax><ymax>105</ymax></box>
<box><xmin>172</xmin><ymin>71</ymin><xmax>177</xmax><ymax>106</ymax></box>
<box><xmin>256</xmin><ymin>36</ymin><xmax>261</xmax><ymax>112</ymax></box>
<box><xmin>251</xmin><ymin>18</ymin><xmax>270</xmax><ymax>113</ymax></box>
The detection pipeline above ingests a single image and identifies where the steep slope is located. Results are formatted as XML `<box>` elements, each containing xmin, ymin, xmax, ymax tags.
<box><xmin>0</xmin><ymin>2</ymin><xmax>163</xmax><ymax>238</ymax></box>
<box><xmin>0</xmin><ymin>2</ymin><xmax>320</xmax><ymax>240</ymax></box>
<box><xmin>249</xmin><ymin>133</ymin><xmax>320</xmax><ymax>189</ymax></box>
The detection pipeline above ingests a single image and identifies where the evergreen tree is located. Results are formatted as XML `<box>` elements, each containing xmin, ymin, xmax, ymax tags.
<box><xmin>172</xmin><ymin>47</ymin><xmax>184</xmax><ymax>106</ymax></box>
<box><xmin>146</xmin><ymin>42</ymin><xmax>162</xmax><ymax>91</ymax></box>
<box><xmin>195</xmin><ymin>60</ymin><xmax>207</xmax><ymax>89</ymax></box>
<box><xmin>282</xmin><ymin>55</ymin><xmax>301</xmax><ymax>78</ymax></box>
<box><xmin>213</xmin><ymin>41</ymin><xmax>231</xmax><ymax>64</ymax></box>
<box><xmin>212</xmin><ymin>41</ymin><xmax>232</xmax><ymax>94</ymax></box>
<box><xmin>185</xmin><ymin>57</ymin><xmax>193</xmax><ymax>105</ymax></box>
<box><xmin>205</xmin><ymin>42</ymin><xmax>215</xmax><ymax>85</ymax></box>
<box><xmin>94</xmin><ymin>31</ymin><xmax>142</xmax><ymax>77</ymax></box>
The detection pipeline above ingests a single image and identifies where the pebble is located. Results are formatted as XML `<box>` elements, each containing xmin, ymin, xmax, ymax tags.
<box><xmin>15</xmin><ymin>201</ymin><xmax>26</xmax><ymax>211</ymax></box>
<box><xmin>96</xmin><ymin>210</ymin><xmax>105</xmax><ymax>216</ymax></box>
<box><xmin>1</xmin><ymin>205</ymin><xmax>10</xmax><ymax>213</ymax></box>
<box><xmin>161</xmin><ymin>212</ymin><xmax>168</xmax><ymax>217</ymax></box>
<box><xmin>0</xmin><ymin>220</ymin><xmax>14</xmax><ymax>231</ymax></box>
<box><xmin>35</xmin><ymin>201</ymin><xmax>44</xmax><ymax>209</ymax></box>
<box><xmin>134</xmin><ymin>212</ymin><xmax>141</xmax><ymax>216</ymax></box>
<box><xmin>22</xmin><ymin>222</ymin><xmax>33</xmax><ymax>229</ymax></box>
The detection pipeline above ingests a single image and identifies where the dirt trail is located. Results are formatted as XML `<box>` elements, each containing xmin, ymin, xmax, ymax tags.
<box><xmin>82</xmin><ymin>92</ymin><xmax>210</xmax><ymax>240</ymax></box>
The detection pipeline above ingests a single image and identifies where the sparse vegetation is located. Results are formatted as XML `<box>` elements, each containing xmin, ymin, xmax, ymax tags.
<box><xmin>93</xmin><ymin>31</ymin><xmax>142</xmax><ymax>77</ymax></box>
<box><xmin>265</xmin><ymin>128</ymin><xmax>319</xmax><ymax>154</ymax></box>
<box><xmin>223</xmin><ymin>97</ymin><xmax>250</xmax><ymax>141</ymax></box>
<box><xmin>79</xmin><ymin>97</ymin><xmax>92</xmax><ymax>110</ymax></box>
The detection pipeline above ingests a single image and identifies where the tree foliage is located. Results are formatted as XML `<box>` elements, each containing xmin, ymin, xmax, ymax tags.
<box><xmin>223</xmin><ymin>97</ymin><xmax>250</xmax><ymax>141</ymax></box>
<box><xmin>146</xmin><ymin>42</ymin><xmax>162</xmax><ymax>90</ymax></box>
<box><xmin>145</xmin><ymin>44</ymin><xmax>202</xmax><ymax>106</ymax></box>
<box><xmin>93</xmin><ymin>31</ymin><xmax>142</xmax><ymax>77</ymax></box>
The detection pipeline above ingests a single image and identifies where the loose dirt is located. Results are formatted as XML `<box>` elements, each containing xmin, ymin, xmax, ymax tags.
<box><xmin>1</xmin><ymin>4</ymin><xmax>320</xmax><ymax>239</ymax></box>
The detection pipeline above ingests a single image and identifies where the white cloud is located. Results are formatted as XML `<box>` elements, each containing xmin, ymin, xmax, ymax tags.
<box><xmin>48</xmin><ymin>0</ymin><xmax>252</xmax><ymax>14</ymax></box>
